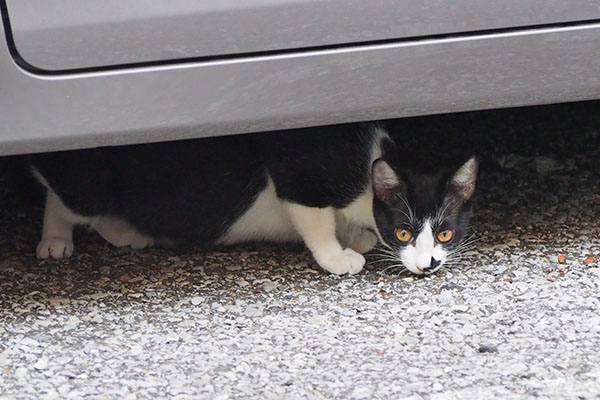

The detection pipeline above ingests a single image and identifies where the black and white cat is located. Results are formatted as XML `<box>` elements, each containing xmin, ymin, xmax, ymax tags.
<box><xmin>29</xmin><ymin>123</ymin><xmax>478</xmax><ymax>275</ymax></box>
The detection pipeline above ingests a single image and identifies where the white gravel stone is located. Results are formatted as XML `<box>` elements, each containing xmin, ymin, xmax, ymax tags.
<box><xmin>190</xmin><ymin>296</ymin><xmax>203</xmax><ymax>305</ymax></box>
<box><xmin>33</xmin><ymin>357</ymin><xmax>49</xmax><ymax>370</ymax></box>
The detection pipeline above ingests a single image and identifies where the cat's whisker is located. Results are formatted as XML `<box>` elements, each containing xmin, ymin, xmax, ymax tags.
<box><xmin>447</xmin><ymin>254</ymin><xmax>475</xmax><ymax>262</ymax></box>
<box><xmin>444</xmin><ymin>259</ymin><xmax>467</xmax><ymax>265</ymax></box>
<box><xmin>369</xmin><ymin>259</ymin><xmax>400</xmax><ymax>266</ymax></box>
<box><xmin>367</xmin><ymin>258</ymin><xmax>400</xmax><ymax>265</ymax></box>
<box><xmin>368</xmin><ymin>252</ymin><xmax>399</xmax><ymax>259</ymax></box>
<box><xmin>453</xmin><ymin>239</ymin><xmax>479</xmax><ymax>249</ymax></box>
<box><xmin>390</xmin><ymin>207</ymin><xmax>414</xmax><ymax>225</ymax></box>
<box><xmin>433</xmin><ymin>199</ymin><xmax>456</xmax><ymax>226</ymax></box>
<box><xmin>445</xmin><ymin>261</ymin><xmax>474</xmax><ymax>268</ymax></box>
<box><xmin>448</xmin><ymin>248</ymin><xmax>476</xmax><ymax>257</ymax></box>
<box><xmin>454</xmin><ymin>239</ymin><xmax>480</xmax><ymax>250</ymax></box>
<box><xmin>379</xmin><ymin>264</ymin><xmax>408</xmax><ymax>274</ymax></box>
<box><xmin>380</xmin><ymin>265</ymin><xmax>400</xmax><ymax>273</ymax></box>
<box><xmin>449</xmin><ymin>252</ymin><xmax>476</xmax><ymax>260</ymax></box>
<box><xmin>437</xmin><ymin>212</ymin><xmax>460</xmax><ymax>226</ymax></box>
<box><xmin>455</xmin><ymin>234</ymin><xmax>480</xmax><ymax>247</ymax></box>
<box><xmin>444</xmin><ymin>256</ymin><xmax>465</xmax><ymax>262</ymax></box>
<box><xmin>448</xmin><ymin>240</ymin><xmax>479</xmax><ymax>255</ymax></box>
<box><xmin>396</xmin><ymin>194</ymin><xmax>416</xmax><ymax>225</ymax></box>
<box><xmin>371</xmin><ymin>245</ymin><xmax>396</xmax><ymax>252</ymax></box>
<box><xmin>370</xmin><ymin>250</ymin><xmax>399</xmax><ymax>258</ymax></box>
<box><xmin>446</xmin><ymin>255</ymin><xmax>470</xmax><ymax>262</ymax></box>
<box><xmin>368</xmin><ymin>253</ymin><xmax>398</xmax><ymax>261</ymax></box>
<box><xmin>370</xmin><ymin>248</ymin><xmax>400</xmax><ymax>258</ymax></box>
<box><xmin>455</xmin><ymin>239</ymin><xmax>479</xmax><ymax>248</ymax></box>
<box><xmin>369</xmin><ymin>249</ymin><xmax>396</xmax><ymax>256</ymax></box>
<box><xmin>443</xmin><ymin>261</ymin><xmax>467</xmax><ymax>266</ymax></box>
<box><xmin>368</xmin><ymin>252</ymin><xmax>398</xmax><ymax>258</ymax></box>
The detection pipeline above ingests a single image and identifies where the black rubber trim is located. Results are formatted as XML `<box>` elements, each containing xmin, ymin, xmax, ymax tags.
<box><xmin>2</xmin><ymin>0</ymin><xmax>600</xmax><ymax>76</ymax></box>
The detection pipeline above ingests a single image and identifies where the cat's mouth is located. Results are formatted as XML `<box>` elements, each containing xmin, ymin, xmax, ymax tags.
<box><xmin>411</xmin><ymin>265</ymin><xmax>443</xmax><ymax>275</ymax></box>
<box><xmin>400</xmin><ymin>250</ymin><xmax>446</xmax><ymax>275</ymax></box>
<box><xmin>415</xmin><ymin>265</ymin><xmax>444</xmax><ymax>276</ymax></box>
<box><xmin>371</xmin><ymin>244</ymin><xmax>447</xmax><ymax>275</ymax></box>
<box><xmin>413</xmin><ymin>256</ymin><xmax>442</xmax><ymax>274</ymax></box>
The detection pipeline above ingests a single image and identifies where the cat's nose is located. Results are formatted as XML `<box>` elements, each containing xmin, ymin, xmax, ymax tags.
<box><xmin>422</xmin><ymin>257</ymin><xmax>441</xmax><ymax>273</ymax></box>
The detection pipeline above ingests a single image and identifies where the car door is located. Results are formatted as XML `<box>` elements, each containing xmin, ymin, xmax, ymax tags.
<box><xmin>1</xmin><ymin>0</ymin><xmax>600</xmax><ymax>154</ymax></box>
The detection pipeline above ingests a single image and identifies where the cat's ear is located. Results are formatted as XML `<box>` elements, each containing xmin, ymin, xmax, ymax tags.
<box><xmin>447</xmin><ymin>157</ymin><xmax>478</xmax><ymax>201</ymax></box>
<box><xmin>372</xmin><ymin>159</ymin><xmax>405</xmax><ymax>200</ymax></box>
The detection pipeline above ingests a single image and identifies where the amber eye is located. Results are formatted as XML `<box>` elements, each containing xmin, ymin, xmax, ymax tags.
<box><xmin>437</xmin><ymin>230</ymin><xmax>454</xmax><ymax>243</ymax></box>
<box><xmin>395</xmin><ymin>229</ymin><xmax>413</xmax><ymax>242</ymax></box>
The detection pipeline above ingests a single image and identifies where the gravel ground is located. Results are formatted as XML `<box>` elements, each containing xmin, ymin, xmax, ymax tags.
<box><xmin>1</xmin><ymin>102</ymin><xmax>599</xmax><ymax>399</ymax></box>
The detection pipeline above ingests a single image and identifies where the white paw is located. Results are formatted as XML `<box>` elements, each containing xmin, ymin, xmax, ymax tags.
<box><xmin>129</xmin><ymin>235</ymin><xmax>153</xmax><ymax>250</ymax></box>
<box><xmin>316</xmin><ymin>248</ymin><xmax>365</xmax><ymax>275</ymax></box>
<box><xmin>348</xmin><ymin>230</ymin><xmax>378</xmax><ymax>254</ymax></box>
<box><xmin>92</xmin><ymin>217</ymin><xmax>153</xmax><ymax>250</ymax></box>
<box><xmin>36</xmin><ymin>237</ymin><xmax>74</xmax><ymax>259</ymax></box>
<box><xmin>105</xmin><ymin>231</ymin><xmax>152</xmax><ymax>249</ymax></box>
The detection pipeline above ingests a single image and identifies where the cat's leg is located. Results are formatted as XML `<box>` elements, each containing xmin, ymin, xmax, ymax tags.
<box><xmin>90</xmin><ymin>217</ymin><xmax>153</xmax><ymax>249</ymax></box>
<box><xmin>345</xmin><ymin>226</ymin><xmax>378</xmax><ymax>254</ymax></box>
<box><xmin>335</xmin><ymin>214</ymin><xmax>378</xmax><ymax>254</ymax></box>
<box><xmin>36</xmin><ymin>190</ymin><xmax>78</xmax><ymax>259</ymax></box>
<box><xmin>285</xmin><ymin>203</ymin><xmax>365</xmax><ymax>275</ymax></box>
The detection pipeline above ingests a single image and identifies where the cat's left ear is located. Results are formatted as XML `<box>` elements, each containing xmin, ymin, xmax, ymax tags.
<box><xmin>448</xmin><ymin>157</ymin><xmax>478</xmax><ymax>201</ymax></box>
<box><xmin>372</xmin><ymin>159</ymin><xmax>406</xmax><ymax>201</ymax></box>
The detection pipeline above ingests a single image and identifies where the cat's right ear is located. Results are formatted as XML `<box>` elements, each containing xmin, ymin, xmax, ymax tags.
<box><xmin>447</xmin><ymin>156</ymin><xmax>478</xmax><ymax>202</ymax></box>
<box><xmin>372</xmin><ymin>159</ymin><xmax>405</xmax><ymax>201</ymax></box>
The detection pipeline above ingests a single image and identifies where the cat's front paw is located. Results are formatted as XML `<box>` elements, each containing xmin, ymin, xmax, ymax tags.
<box><xmin>36</xmin><ymin>237</ymin><xmax>74</xmax><ymax>259</ymax></box>
<box><xmin>316</xmin><ymin>248</ymin><xmax>365</xmax><ymax>275</ymax></box>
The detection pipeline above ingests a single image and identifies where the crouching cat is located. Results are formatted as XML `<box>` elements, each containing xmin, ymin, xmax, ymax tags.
<box><xmin>29</xmin><ymin>124</ymin><xmax>478</xmax><ymax>275</ymax></box>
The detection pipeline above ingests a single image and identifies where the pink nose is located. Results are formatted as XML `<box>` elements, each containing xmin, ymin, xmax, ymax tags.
<box><xmin>416</xmin><ymin>258</ymin><xmax>441</xmax><ymax>273</ymax></box>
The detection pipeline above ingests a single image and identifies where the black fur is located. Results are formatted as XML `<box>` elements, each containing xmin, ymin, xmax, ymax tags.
<box><xmin>29</xmin><ymin>123</ymin><xmax>378</xmax><ymax>242</ymax></box>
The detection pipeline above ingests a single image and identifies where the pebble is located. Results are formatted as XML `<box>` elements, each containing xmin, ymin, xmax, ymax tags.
<box><xmin>190</xmin><ymin>296</ymin><xmax>203</xmax><ymax>305</ymax></box>
<box><xmin>306</xmin><ymin>314</ymin><xmax>327</xmax><ymax>325</ymax></box>
<box><xmin>65</xmin><ymin>316</ymin><xmax>81</xmax><ymax>326</ymax></box>
<box><xmin>440</xmin><ymin>282</ymin><xmax>464</xmax><ymax>291</ymax></box>
<box><xmin>33</xmin><ymin>358</ymin><xmax>49</xmax><ymax>370</ymax></box>
<box><xmin>20</xmin><ymin>338</ymin><xmax>41</xmax><ymax>347</ymax></box>
<box><xmin>351</xmin><ymin>386</ymin><xmax>372</xmax><ymax>399</ymax></box>
<box><xmin>244</xmin><ymin>304</ymin><xmax>264</xmax><ymax>317</ymax></box>
<box><xmin>478</xmin><ymin>344</ymin><xmax>499</xmax><ymax>354</ymax></box>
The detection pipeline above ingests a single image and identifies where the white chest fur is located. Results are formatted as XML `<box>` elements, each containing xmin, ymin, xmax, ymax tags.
<box><xmin>218</xmin><ymin>178</ymin><xmax>377</xmax><ymax>245</ymax></box>
<box><xmin>217</xmin><ymin>178</ymin><xmax>300</xmax><ymax>244</ymax></box>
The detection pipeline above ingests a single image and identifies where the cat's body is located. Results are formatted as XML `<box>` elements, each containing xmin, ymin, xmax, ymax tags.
<box><xmin>29</xmin><ymin>123</ymin><xmax>478</xmax><ymax>275</ymax></box>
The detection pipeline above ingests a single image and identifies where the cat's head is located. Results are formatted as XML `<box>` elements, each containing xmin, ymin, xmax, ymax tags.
<box><xmin>371</xmin><ymin>157</ymin><xmax>478</xmax><ymax>275</ymax></box>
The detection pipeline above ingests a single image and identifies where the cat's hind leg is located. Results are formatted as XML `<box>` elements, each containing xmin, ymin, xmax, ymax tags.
<box><xmin>285</xmin><ymin>203</ymin><xmax>365</xmax><ymax>275</ymax></box>
<box><xmin>91</xmin><ymin>217</ymin><xmax>153</xmax><ymax>250</ymax></box>
<box><xmin>37</xmin><ymin>190</ymin><xmax>86</xmax><ymax>259</ymax></box>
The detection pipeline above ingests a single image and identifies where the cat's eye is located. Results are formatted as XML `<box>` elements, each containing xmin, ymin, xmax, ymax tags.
<box><xmin>395</xmin><ymin>229</ymin><xmax>413</xmax><ymax>242</ymax></box>
<box><xmin>437</xmin><ymin>230</ymin><xmax>454</xmax><ymax>243</ymax></box>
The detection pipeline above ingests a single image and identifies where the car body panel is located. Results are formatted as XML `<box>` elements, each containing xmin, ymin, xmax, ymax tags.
<box><xmin>5</xmin><ymin>0</ymin><xmax>600</xmax><ymax>71</ymax></box>
<box><xmin>1</xmin><ymin>2</ymin><xmax>600</xmax><ymax>156</ymax></box>
<box><xmin>2</xmin><ymin>17</ymin><xmax>600</xmax><ymax>156</ymax></box>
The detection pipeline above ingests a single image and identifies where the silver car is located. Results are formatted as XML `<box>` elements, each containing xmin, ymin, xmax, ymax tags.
<box><xmin>1</xmin><ymin>0</ymin><xmax>600</xmax><ymax>155</ymax></box>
